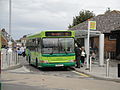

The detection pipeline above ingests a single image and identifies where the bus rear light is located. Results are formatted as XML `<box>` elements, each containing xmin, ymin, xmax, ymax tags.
<box><xmin>74</xmin><ymin>60</ymin><xmax>76</xmax><ymax>62</ymax></box>
<box><xmin>40</xmin><ymin>60</ymin><xmax>48</xmax><ymax>63</ymax></box>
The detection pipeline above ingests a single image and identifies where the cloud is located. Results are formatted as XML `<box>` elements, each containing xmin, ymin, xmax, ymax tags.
<box><xmin>0</xmin><ymin>0</ymin><xmax>120</xmax><ymax>40</ymax></box>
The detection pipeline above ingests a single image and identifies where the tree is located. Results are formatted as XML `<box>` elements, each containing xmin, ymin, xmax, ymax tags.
<box><xmin>105</xmin><ymin>8</ymin><xmax>111</xmax><ymax>14</ymax></box>
<box><xmin>68</xmin><ymin>10</ymin><xmax>95</xmax><ymax>28</ymax></box>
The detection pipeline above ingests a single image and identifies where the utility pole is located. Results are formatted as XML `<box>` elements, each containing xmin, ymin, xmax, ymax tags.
<box><xmin>86</xmin><ymin>20</ymin><xmax>90</xmax><ymax>69</ymax></box>
<box><xmin>9</xmin><ymin>0</ymin><xmax>11</xmax><ymax>37</ymax></box>
<box><xmin>8</xmin><ymin>0</ymin><xmax>12</xmax><ymax>52</ymax></box>
<box><xmin>86</xmin><ymin>20</ymin><xmax>96</xmax><ymax>70</ymax></box>
<box><xmin>8</xmin><ymin>0</ymin><xmax>12</xmax><ymax>67</ymax></box>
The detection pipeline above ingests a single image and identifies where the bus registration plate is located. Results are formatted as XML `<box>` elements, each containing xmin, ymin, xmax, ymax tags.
<box><xmin>55</xmin><ymin>64</ymin><xmax>64</xmax><ymax>67</ymax></box>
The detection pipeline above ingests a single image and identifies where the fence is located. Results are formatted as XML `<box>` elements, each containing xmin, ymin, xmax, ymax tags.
<box><xmin>1</xmin><ymin>49</ymin><xmax>19</xmax><ymax>69</ymax></box>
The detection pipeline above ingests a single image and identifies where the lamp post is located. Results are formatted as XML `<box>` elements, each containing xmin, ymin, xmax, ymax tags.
<box><xmin>7</xmin><ymin>0</ymin><xmax>12</xmax><ymax>67</ymax></box>
<box><xmin>9</xmin><ymin>0</ymin><xmax>11</xmax><ymax>36</ymax></box>
<box><xmin>8</xmin><ymin>0</ymin><xmax>12</xmax><ymax>52</ymax></box>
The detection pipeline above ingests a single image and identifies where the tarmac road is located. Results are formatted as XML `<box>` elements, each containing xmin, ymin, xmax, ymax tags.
<box><xmin>2</xmin><ymin>56</ymin><xmax>120</xmax><ymax>90</ymax></box>
<box><xmin>14</xmin><ymin>56</ymin><xmax>93</xmax><ymax>79</ymax></box>
<box><xmin>2</xmin><ymin>83</ymin><xmax>65</xmax><ymax>90</ymax></box>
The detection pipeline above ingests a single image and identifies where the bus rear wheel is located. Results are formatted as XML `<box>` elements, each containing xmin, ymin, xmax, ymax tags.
<box><xmin>36</xmin><ymin>58</ymin><xmax>38</xmax><ymax>68</ymax></box>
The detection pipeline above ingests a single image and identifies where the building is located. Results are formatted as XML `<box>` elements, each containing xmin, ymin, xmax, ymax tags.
<box><xmin>20</xmin><ymin>35</ymin><xmax>27</xmax><ymax>47</ymax></box>
<box><xmin>111</xmin><ymin>28</ymin><xmax>120</xmax><ymax>59</ymax></box>
<box><xmin>0</xmin><ymin>28</ymin><xmax>14</xmax><ymax>48</ymax></box>
<box><xmin>69</xmin><ymin>10</ymin><xmax>120</xmax><ymax>59</ymax></box>
<box><xmin>16</xmin><ymin>35</ymin><xmax>27</xmax><ymax>48</ymax></box>
<box><xmin>0</xmin><ymin>29</ymin><xmax>9</xmax><ymax>48</ymax></box>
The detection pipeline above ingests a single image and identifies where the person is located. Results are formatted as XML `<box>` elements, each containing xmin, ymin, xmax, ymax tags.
<box><xmin>17</xmin><ymin>48</ymin><xmax>22</xmax><ymax>55</ymax></box>
<box><xmin>80</xmin><ymin>46</ymin><xmax>86</xmax><ymax>67</ymax></box>
<box><xmin>91</xmin><ymin>51</ymin><xmax>96</xmax><ymax>63</ymax></box>
<box><xmin>20</xmin><ymin>46</ymin><xmax>26</xmax><ymax>57</ymax></box>
<box><xmin>75</xmin><ymin>44</ymin><xmax>81</xmax><ymax>68</ymax></box>
<box><xmin>22</xmin><ymin>49</ymin><xmax>26</xmax><ymax>57</ymax></box>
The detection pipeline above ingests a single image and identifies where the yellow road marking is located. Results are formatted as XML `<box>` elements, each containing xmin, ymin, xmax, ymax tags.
<box><xmin>72</xmin><ymin>71</ymin><xmax>90</xmax><ymax>77</ymax></box>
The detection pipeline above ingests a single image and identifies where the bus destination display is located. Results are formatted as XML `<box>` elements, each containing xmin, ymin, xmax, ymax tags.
<box><xmin>45</xmin><ymin>32</ymin><xmax>71</xmax><ymax>36</ymax></box>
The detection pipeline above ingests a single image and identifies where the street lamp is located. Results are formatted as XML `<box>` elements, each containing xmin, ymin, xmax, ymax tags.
<box><xmin>8</xmin><ymin>0</ymin><xmax>12</xmax><ymax>52</ymax></box>
<box><xmin>9</xmin><ymin>0</ymin><xmax>11</xmax><ymax>36</ymax></box>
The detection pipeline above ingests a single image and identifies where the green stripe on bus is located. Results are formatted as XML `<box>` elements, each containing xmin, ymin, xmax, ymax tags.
<box><xmin>39</xmin><ymin>62</ymin><xmax>76</xmax><ymax>67</ymax></box>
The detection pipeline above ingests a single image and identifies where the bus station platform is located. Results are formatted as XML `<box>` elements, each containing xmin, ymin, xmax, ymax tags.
<box><xmin>75</xmin><ymin>60</ymin><xmax>120</xmax><ymax>82</ymax></box>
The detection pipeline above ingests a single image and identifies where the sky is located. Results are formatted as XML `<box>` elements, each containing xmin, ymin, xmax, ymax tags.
<box><xmin>0</xmin><ymin>0</ymin><xmax>120</xmax><ymax>40</ymax></box>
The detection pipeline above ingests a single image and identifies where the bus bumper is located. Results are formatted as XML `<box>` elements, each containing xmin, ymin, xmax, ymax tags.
<box><xmin>39</xmin><ymin>62</ymin><xmax>76</xmax><ymax>67</ymax></box>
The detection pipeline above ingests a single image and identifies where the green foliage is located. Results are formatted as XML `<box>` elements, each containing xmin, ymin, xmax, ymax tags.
<box><xmin>68</xmin><ymin>24</ymin><xmax>72</xmax><ymax>29</ymax></box>
<box><xmin>105</xmin><ymin>8</ymin><xmax>111</xmax><ymax>14</ymax></box>
<box><xmin>68</xmin><ymin>10</ymin><xmax>95</xmax><ymax>28</ymax></box>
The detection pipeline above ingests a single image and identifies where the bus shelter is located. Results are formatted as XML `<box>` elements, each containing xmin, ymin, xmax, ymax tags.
<box><xmin>74</xmin><ymin>30</ymin><xmax>104</xmax><ymax>67</ymax></box>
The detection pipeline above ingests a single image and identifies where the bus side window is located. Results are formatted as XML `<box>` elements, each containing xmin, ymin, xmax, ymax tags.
<box><xmin>27</xmin><ymin>39</ymin><xmax>31</xmax><ymax>50</ymax></box>
<box><xmin>37</xmin><ymin>38</ymin><xmax>41</xmax><ymax>53</ymax></box>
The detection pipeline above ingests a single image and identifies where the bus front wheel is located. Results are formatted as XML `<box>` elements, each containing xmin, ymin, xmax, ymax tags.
<box><xmin>28</xmin><ymin>56</ymin><xmax>31</xmax><ymax>65</ymax></box>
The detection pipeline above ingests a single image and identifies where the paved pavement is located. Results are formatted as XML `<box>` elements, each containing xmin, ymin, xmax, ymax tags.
<box><xmin>75</xmin><ymin>60</ymin><xmax>120</xmax><ymax>82</ymax></box>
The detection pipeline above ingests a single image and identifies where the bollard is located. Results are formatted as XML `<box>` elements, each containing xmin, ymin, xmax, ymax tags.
<box><xmin>8</xmin><ymin>52</ymin><xmax>10</xmax><ymax>66</ymax></box>
<box><xmin>89</xmin><ymin>56</ymin><xmax>92</xmax><ymax>72</ymax></box>
<box><xmin>106</xmin><ymin>59</ymin><xmax>110</xmax><ymax>77</ymax></box>
<box><xmin>17</xmin><ymin>53</ymin><xmax>19</xmax><ymax>63</ymax></box>
<box><xmin>118</xmin><ymin>64</ymin><xmax>120</xmax><ymax>77</ymax></box>
<box><xmin>17</xmin><ymin>52</ymin><xmax>19</xmax><ymax>64</ymax></box>
<box><xmin>14</xmin><ymin>51</ymin><xmax>16</xmax><ymax>65</ymax></box>
<box><xmin>12</xmin><ymin>51</ymin><xmax>14</xmax><ymax>65</ymax></box>
<box><xmin>109</xmin><ymin>52</ymin><xmax>111</xmax><ymax>59</ymax></box>
<box><xmin>8</xmin><ymin>49</ymin><xmax>13</xmax><ymax>66</ymax></box>
<box><xmin>1</xmin><ymin>53</ymin><xmax>3</xmax><ymax>68</ymax></box>
<box><xmin>16</xmin><ymin>52</ymin><xmax>17</xmax><ymax>64</ymax></box>
<box><xmin>5</xmin><ymin>50</ymin><xmax>8</xmax><ymax>66</ymax></box>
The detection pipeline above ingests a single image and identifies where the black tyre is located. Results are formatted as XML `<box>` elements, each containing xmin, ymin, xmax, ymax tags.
<box><xmin>26</xmin><ymin>56</ymin><xmax>28</xmax><ymax>61</ymax></box>
<box><xmin>28</xmin><ymin>56</ymin><xmax>31</xmax><ymax>65</ymax></box>
<box><xmin>36</xmin><ymin>58</ymin><xmax>38</xmax><ymax>68</ymax></box>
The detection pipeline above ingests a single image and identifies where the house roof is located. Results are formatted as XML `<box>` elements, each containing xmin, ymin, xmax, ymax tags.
<box><xmin>69</xmin><ymin>10</ymin><xmax>120</xmax><ymax>33</ymax></box>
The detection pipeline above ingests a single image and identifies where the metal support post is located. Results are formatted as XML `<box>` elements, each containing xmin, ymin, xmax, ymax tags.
<box><xmin>99</xmin><ymin>34</ymin><xmax>104</xmax><ymax>66</ymax></box>
<box><xmin>16</xmin><ymin>52</ymin><xmax>17</xmax><ymax>64</ymax></box>
<box><xmin>1</xmin><ymin>52</ymin><xmax>3</xmax><ymax>68</ymax></box>
<box><xmin>89</xmin><ymin>56</ymin><xmax>92</xmax><ymax>72</ymax></box>
<box><xmin>8</xmin><ymin>49</ymin><xmax>13</xmax><ymax>67</ymax></box>
<box><xmin>5</xmin><ymin>50</ymin><xmax>8</xmax><ymax>68</ymax></box>
<box><xmin>86</xmin><ymin>21</ymin><xmax>90</xmax><ymax>70</ymax></box>
<box><xmin>109</xmin><ymin>52</ymin><xmax>111</xmax><ymax>59</ymax></box>
<box><xmin>106</xmin><ymin>59</ymin><xmax>110</xmax><ymax>77</ymax></box>
<box><xmin>12</xmin><ymin>51</ymin><xmax>14</xmax><ymax>64</ymax></box>
<box><xmin>17</xmin><ymin>52</ymin><xmax>19</xmax><ymax>64</ymax></box>
<box><xmin>118</xmin><ymin>64</ymin><xmax>120</xmax><ymax>77</ymax></box>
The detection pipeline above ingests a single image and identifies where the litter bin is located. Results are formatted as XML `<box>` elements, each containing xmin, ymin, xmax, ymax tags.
<box><xmin>118</xmin><ymin>64</ymin><xmax>120</xmax><ymax>77</ymax></box>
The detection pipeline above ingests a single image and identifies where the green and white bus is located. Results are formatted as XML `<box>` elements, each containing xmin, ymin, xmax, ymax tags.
<box><xmin>26</xmin><ymin>30</ymin><xmax>76</xmax><ymax>68</ymax></box>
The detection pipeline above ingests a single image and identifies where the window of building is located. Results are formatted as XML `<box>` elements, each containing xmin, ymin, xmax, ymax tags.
<box><xmin>109</xmin><ymin>35</ymin><xmax>116</xmax><ymax>40</ymax></box>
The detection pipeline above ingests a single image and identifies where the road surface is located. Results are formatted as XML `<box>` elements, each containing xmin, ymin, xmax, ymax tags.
<box><xmin>1</xmin><ymin>56</ymin><xmax>120</xmax><ymax>90</ymax></box>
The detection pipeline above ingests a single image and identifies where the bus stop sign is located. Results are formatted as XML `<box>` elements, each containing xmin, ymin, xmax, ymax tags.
<box><xmin>89</xmin><ymin>21</ymin><xmax>96</xmax><ymax>30</ymax></box>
